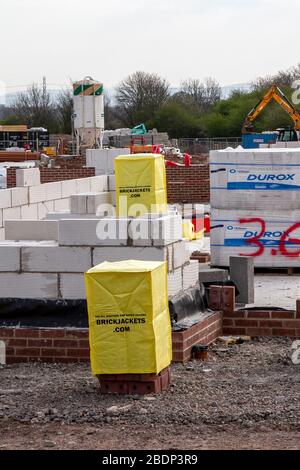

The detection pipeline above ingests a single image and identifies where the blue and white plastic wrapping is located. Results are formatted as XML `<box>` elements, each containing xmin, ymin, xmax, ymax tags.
<box><xmin>210</xmin><ymin>148</ymin><xmax>300</xmax><ymax>210</ymax></box>
<box><xmin>210</xmin><ymin>148</ymin><xmax>300</xmax><ymax>268</ymax></box>
<box><xmin>210</xmin><ymin>209</ymin><xmax>300</xmax><ymax>268</ymax></box>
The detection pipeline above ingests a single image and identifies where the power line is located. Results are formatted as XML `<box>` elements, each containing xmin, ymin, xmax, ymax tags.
<box><xmin>2</xmin><ymin>83</ymin><xmax>72</xmax><ymax>90</ymax></box>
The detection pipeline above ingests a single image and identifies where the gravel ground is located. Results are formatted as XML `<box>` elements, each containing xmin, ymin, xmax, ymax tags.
<box><xmin>0</xmin><ymin>337</ymin><xmax>299</xmax><ymax>450</ymax></box>
<box><xmin>254</xmin><ymin>275</ymin><xmax>300</xmax><ymax>310</ymax></box>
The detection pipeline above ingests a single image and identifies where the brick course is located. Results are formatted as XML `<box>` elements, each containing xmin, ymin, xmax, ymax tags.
<box><xmin>209</xmin><ymin>285</ymin><xmax>300</xmax><ymax>339</ymax></box>
<box><xmin>166</xmin><ymin>165</ymin><xmax>210</xmax><ymax>204</ymax></box>
<box><xmin>1</xmin><ymin>290</ymin><xmax>300</xmax><ymax>365</ymax></box>
<box><xmin>7</xmin><ymin>167</ymin><xmax>95</xmax><ymax>188</ymax></box>
<box><xmin>0</xmin><ymin>312</ymin><xmax>222</xmax><ymax>365</ymax></box>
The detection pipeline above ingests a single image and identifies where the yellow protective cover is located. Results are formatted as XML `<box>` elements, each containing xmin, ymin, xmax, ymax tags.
<box><xmin>115</xmin><ymin>154</ymin><xmax>168</xmax><ymax>217</ymax></box>
<box><xmin>182</xmin><ymin>221</ymin><xmax>195</xmax><ymax>241</ymax></box>
<box><xmin>84</xmin><ymin>260</ymin><xmax>172</xmax><ymax>375</ymax></box>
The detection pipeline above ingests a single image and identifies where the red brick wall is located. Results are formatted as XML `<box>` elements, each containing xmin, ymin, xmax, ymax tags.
<box><xmin>172</xmin><ymin>312</ymin><xmax>222</xmax><ymax>363</ymax></box>
<box><xmin>166</xmin><ymin>165</ymin><xmax>210</xmax><ymax>204</ymax></box>
<box><xmin>6</xmin><ymin>167</ymin><xmax>95</xmax><ymax>188</ymax></box>
<box><xmin>209</xmin><ymin>285</ymin><xmax>300</xmax><ymax>338</ymax></box>
<box><xmin>6</xmin><ymin>168</ymin><xmax>17</xmax><ymax>188</ymax></box>
<box><xmin>0</xmin><ymin>327</ymin><xmax>90</xmax><ymax>364</ymax></box>
<box><xmin>1</xmin><ymin>306</ymin><xmax>299</xmax><ymax>365</ymax></box>
<box><xmin>223</xmin><ymin>310</ymin><xmax>300</xmax><ymax>338</ymax></box>
<box><xmin>0</xmin><ymin>313</ymin><xmax>222</xmax><ymax>365</ymax></box>
<box><xmin>40</xmin><ymin>168</ymin><xmax>95</xmax><ymax>183</ymax></box>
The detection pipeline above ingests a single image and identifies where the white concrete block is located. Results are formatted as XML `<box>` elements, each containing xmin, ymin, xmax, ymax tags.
<box><xmin>0</xmin><ymin>189</ymin><xmax>11</xmax><ymax>209</ymax></box>
<box><xmin>46</xmin><ymin>212</ymin><xmax>104</xmax><ymax>220</ymax></box>
<box><xmin>87</xmin><ymin>192</ymin><xmax>111</xmax><ymax>214</ymax></box>
<box><xmin>183</xmin><ymin>261</ymin><xmax>199</xmax><ymax>291</ymax></box>
<box><xmin>86</xmin><ymin>148</ymin><xmax>130</xmax><ymax>174</ymax></box>
<box><xmin>59</xmin><ymin>218</ymin><xmax>128</xmax><ymax>246</ymax></box>
<box><xmin>70</xmin><ymin>194</ymin><xmax>87</xmax><ymax>214</ymax></box>
<box><xmin>95</xmin><ymin>217</ymin><xmax>129</xmax><ymax>246</ymax></box>
<box><xmin>151</xmin><ymin>215</ymin><xmax>183</xmax><ymax>246</ymax></box>
<box><xmin>22</xmin><ymin>246</ymin><xmax>91</xmax><ymax>272</ymax></box>
<box><xmin>44</xmin><ymin>182</ymin><xmax>62</xmax><ymax>201</ymax></box>
<box><xmin>90</xmin><ymin>175</ymin><xmax>109</xmax><ymax>193</ymax></box>
<box><xmin>36</xmin><ymin>203</ymin><xmax>46</xmax><ymax>220</ymax></box>
<box><xmin>20</xmin><ymin>204</ymin><xmax>38</xmax><ymax>220</ymax></box>
<box><xmin>108</xmin><ymin>175</ymin><xmax>116</xmax><ymax>191</ymax></box>
<box><xmin>167</xmin><ymin>244</ymin><xmax>173</xmax><ymax>273</ymax></box>
<box><xmin>93</xmin><ymin>246</ymin><xmax>167</xmax><ymax>265</ymax></box>
<box><xmin>168</xmin><ymin>269</ymin><xmax>183</xmax><ymax>297</ymax></box>
<box><xmin>60</xmin><ymin>273</ymin><xmax>86</xmax><ymax>299</ymax></box>
<box><xmin>173</xmin><ymin>241</ymin><xmax>190</xmax><ymax>269</ymax></box>
<box><xmin>16</xmin><ymin>168</ymin><xmax>40</xmax><ymax>187</ymax></box>
<box><xmin>11</xmin><ymin>187</ymin><xmax>29</xmax><ymax>207</ymax></box>
<box><xmin>0</xmin><ymin>240</ymin><xmax>57</xmax><ymax>247</ymax></box>
<box><xmin>61</xmin><ymin>179</ymin><xmax>77</xmax><ymax>198</ymax></box>
<box><xmin>76</xmin><ymin>178</ymin><xmax>91</xmax><ymax>194</ymax></box>
<box><xmin>110</xmin><ymin>191</ymin><xmax>116</xmax><ymax>206</ymax></box>
<box><xmin>0</xmin><ymin>209</ymin><xmax>3</xmax><ymax>228</ymax></box>
<box><xmin>0</xmin><ymin>228</ymin><xmax>4</xmax><ymax>241</ymax></box>
<box><xmin>37</xmin><ymin>200</ymin><xmax>55</xmax><ymax>219</ymax></box>
<box><xmin>54</xmin><ymin>198</ymin><xmax>70</xmax><ymax>212</ymax></box>
<box><xmin>37</xmin><ymin>202</ymin><xmax>48</xmax><ymax>220</ymax></box>
<box><xmin>128</xmin><ymin>218</ymin><xmax>152</xmax><ymax>246</ymax></box>
<box><xmin>3</xmin><ymin>206</ymin><xmax>21</xmax><ymax>221</ymax></box>
<box><xmin>0</xmin><ymin>246</ymin><xmax>20</xmax><ymax>271</ymax></box>
<box><xmin>0</xmin><ymin>273</ymin><xmax>58</xmax><ymax>299</ymax></box>
<box><xmin>29</xmin><ymin>185</ymin><xmax>46</xmax><ymax>204</ymax></box>
<box><xmin>5</xmin><ymin>220</ymin><xmax>58</xmax><ymax>241</ymax></box>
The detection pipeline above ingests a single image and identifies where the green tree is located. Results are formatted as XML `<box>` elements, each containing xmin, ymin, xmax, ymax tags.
<box><xmin>150</xmin><ymin>102</ymin><xmax>204</xmax><ymax>139</ymax></box>
<box><xmin>202</xmin><ymin>87</ymin><xmax>300</xmax><ymax>137</ymax></box>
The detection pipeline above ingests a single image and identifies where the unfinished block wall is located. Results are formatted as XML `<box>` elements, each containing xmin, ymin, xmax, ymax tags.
<box><xmin>6</xmin><ymin>167</ymin><xmax>95</xmax><ymax>188</ymax></box>
<box><xmin>0</xmin><ymin>217</ymin><xmax>198</xmax><ymax>300</ymax></box>
<box><xmin>0</xmin><ymin>172</ymin><xmax>108</xmax><ymax>241</ymax></box>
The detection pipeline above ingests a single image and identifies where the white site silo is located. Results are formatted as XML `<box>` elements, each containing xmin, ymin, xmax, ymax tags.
<box><xmin>73</xmin><ymin>76</ymin><xmax>105</xmax><ymax>151</ymax></box>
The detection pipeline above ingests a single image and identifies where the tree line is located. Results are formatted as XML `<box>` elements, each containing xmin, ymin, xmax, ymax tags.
<box><xmin>1</xmin><ymin>64</ymin><xmax>300</xmax><ymax>138</ymax></box>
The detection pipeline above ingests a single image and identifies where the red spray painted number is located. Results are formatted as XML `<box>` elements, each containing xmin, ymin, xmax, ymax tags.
<box><xmin>239</xmin><ymin>218</ymin><xmax>266</xmax><ymax>257</ymax></box>
<box><xmin>238</xmin><ymin>218</ymin><xmax>300</xmax><ymax>258</ymax></box>
<box><xmin>278</xmin><ymin>222</ymin><xmax>300</xmax><ymax>258</ymax></box>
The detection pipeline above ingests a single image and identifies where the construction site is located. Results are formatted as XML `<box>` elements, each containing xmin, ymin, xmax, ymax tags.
<box><xmin>0</xmin><ymin>74</ymin><xmax>300</xmax><ymax>453</ymax></box>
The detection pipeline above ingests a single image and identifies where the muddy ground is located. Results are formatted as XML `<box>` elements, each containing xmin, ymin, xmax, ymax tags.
<box><xmin>0</xmin><ymin>337</ymin><xmax>299</xmax><ymax>450</ymax></box>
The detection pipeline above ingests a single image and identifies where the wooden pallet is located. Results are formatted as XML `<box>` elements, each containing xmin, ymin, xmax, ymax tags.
<box><xmin>254</xmin><ymin>267</ymin><xmax>300</xmax><ymax>276</ymax></box>
<box><xmin>212</xmin><ymin>265</ymin><xmax>300</xmax><ymax>276</ymax></box>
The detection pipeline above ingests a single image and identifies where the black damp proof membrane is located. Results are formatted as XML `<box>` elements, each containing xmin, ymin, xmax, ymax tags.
<box><xmin>0</xmin><ymin>299</ymin><xmax>88</xmax><ymax>328</ymax></box>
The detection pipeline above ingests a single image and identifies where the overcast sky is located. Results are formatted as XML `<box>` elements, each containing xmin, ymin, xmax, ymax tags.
<box><xmin>0</xmin><ymin>0</ymin><xmax>299</xmax><ymax>93</ymax></box>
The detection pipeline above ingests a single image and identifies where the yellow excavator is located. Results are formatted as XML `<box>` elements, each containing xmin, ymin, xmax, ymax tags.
<box><xmin>242</xmin><ymin>85</ymin><xmax>300</xmax><ymax>142</ymax></box>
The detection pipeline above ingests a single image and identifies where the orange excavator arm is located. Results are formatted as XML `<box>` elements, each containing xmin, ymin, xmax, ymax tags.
<box><xmin>242</xmin><ymin>85</ymin><xmax>300</xmax><ymax>133</ymax></box>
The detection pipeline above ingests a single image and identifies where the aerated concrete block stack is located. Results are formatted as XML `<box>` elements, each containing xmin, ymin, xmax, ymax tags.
<box><xmin>0</xmin><ymin>169</ymin><xmax>110</xmax><ymax>241</ymax></box>
<box><xmin>0</xmin><ymin>167</ymin><xmax>200</xmax><ymax>301</ymax></box>
<box><xmin>86</xmin><ymin>148</ymin><xmax>130</xmax><ymax>175</ymax></box>
<box><xmin>210</xmin><ymin>147</ymin><xmax>300</xmax><ymax>267</ymax></box>
<box><xmin>0</xmin><ymin>213</ymin><xmax>197</xmax><ymax>301</ymax></box>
